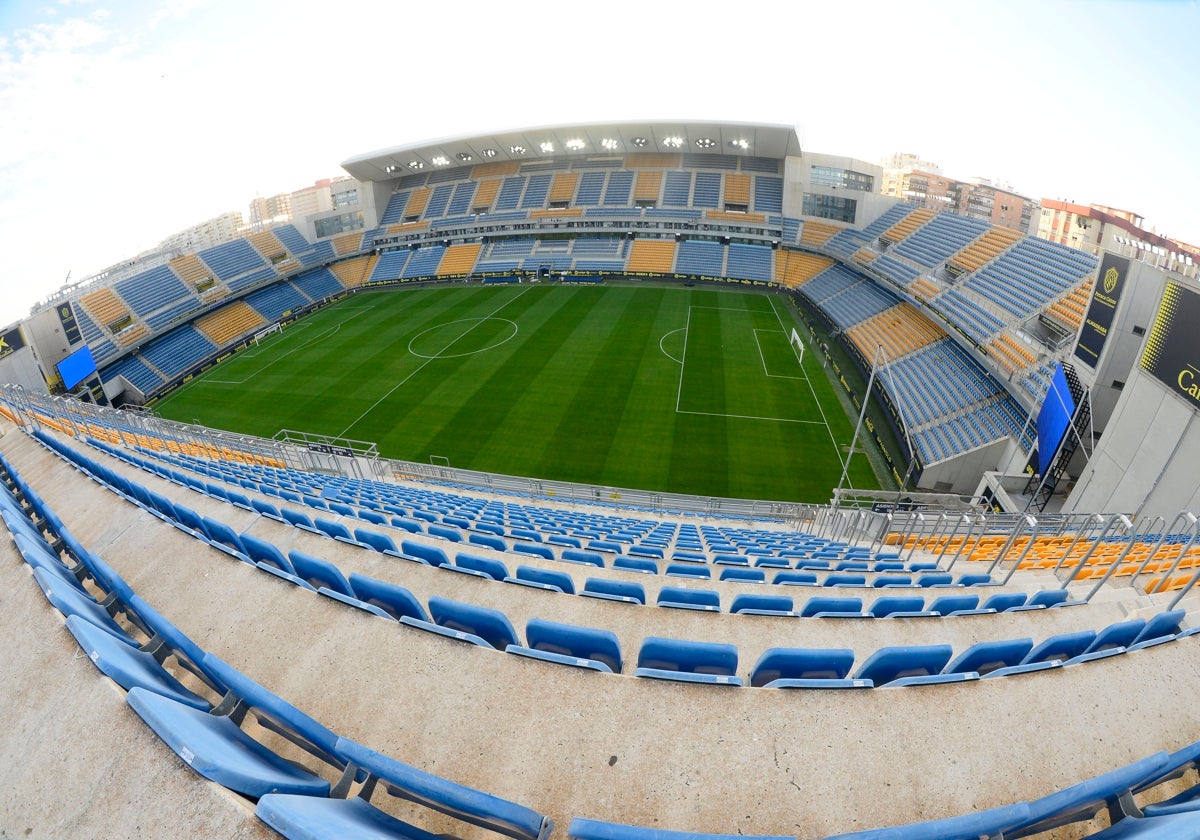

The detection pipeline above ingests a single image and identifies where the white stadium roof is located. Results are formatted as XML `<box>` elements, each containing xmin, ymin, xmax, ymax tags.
<box><xmin>340</xmin><ymin>121</ymin><xmax>802</xmax><ymax>183</ymax></box>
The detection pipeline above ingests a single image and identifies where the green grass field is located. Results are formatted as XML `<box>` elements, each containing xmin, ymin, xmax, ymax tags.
<box><xmin>153</xmin><ymin>283</ymin><xmax>879</xmax><ymax>501</ymax></box>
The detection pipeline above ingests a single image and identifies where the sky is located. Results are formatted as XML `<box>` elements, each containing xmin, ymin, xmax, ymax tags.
<box><xmin>1</xmin><ymin>0</ymin><xmax>1198</xmax><ymax>328</ymax></box>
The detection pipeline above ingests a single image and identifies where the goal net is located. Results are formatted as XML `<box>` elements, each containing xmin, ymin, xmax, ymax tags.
<box><xmin>789</xmin><ymin>327</ymin><xmax>805</xmax><ymax>366</ymax></box>
<box><xmin>253</xmin><ymin>322</ymin><xmax>283</xmax><ymax>347</ymax></box>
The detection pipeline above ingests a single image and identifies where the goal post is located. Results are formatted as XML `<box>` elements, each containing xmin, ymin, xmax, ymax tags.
<box><xmin>789</xmin><ymin>327</ymin><xmax>805</xmax><ymax>366</ymax></box>
<box><xmin>253</xmin><ymin>322</ymin><xmax>283</xmax><ymax>347</ymax></box>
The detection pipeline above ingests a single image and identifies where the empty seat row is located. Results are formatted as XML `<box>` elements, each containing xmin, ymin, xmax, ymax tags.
<box><xmin>0</xmin><ymin>454</ymin><xmax>553</xmax><ymax>840</ymax></box>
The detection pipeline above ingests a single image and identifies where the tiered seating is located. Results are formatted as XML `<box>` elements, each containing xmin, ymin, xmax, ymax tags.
<box><xmin>845</xmin><ymin>303</ymin><xmax>946</xmax><ymax>363</ymax></box>
<box><xmin>521</xmin><ymin>174</ymin><xmax>553</xmax><ymax>209</ymax></box>
<box><xmin>674</xmin><ymin>240</ymin><xmax>725</xmax><ymax>276</ymax></box>
<box><xmin>909</xmin><ymin>277</ymin><xmax>940</xmax><ymax>301</ymax></box>
<box><xmin>869</xmin><ymin>253</ymin><xmax>923</xmax><ymax>287</ymax></box>
<box><xmin>963</xmin><ymin>237</ymin><xmax>1097</xmax><ymax>321</ymax></box>
<box><xmin>195</xmin><ymin>301</ymin><xmax>266</xmax><ymax>346</ymax></box>
<box><xmin>245</xmin><ymin>282</ymin><xmax>309</xmax><ymax>322</ymax></box>
<box><xmin>245</xmin><ymin>230</ymin><xmax>289</xmax><ymax>264</ymax></box>
<box><xmin>860</xmin><ymin>204</ymin><xmax>914</xmax><ymax>240</ymax></box>
<box><xmin>330</xmin><ymin>255</ymin><xmax>376</xmax><ymax>287</ymax></box>
<box><xmin>377</xmin><ymin>190</ymin><xmax>411</xmax><ymax>224</ymax></box>
<box><xmin>331</xmin><ymin>231</ymin><xmax>365</xmax><ymax>256</ymax></box>
<box><xmin>224</xmin><ymin>265</ymin><xmax>279</xmax><ymax>293</ymax></box>
<box><xmin>822</xmin><ymin>228</ymin><xmax>871</xmax><ymax>261</ymax></box>
<box><xmin>947</xmin><ymin>225</ymin><xmax>1022</xmax><ymax>276</ymax></box>
<box><xmin>633</xmin><ymin>170</ymin><xmax>662</xmax><ymax>204</ymax></box>
<box><xmin>798</xmin><ymin>264</ymin><xmax>860</xmax><ymax>302</ymax></box>
<box><xmin>402</xmin><ymin>244</ymin><xmax>447</xmax><ymax>278</ymax></box>
<box><xmin>724</xmin><ymin>243</ymin><xmax>772</xmax><ymax>282</ymax></box>
<box><xmin>878</xmin><ymin>207</ymin><xmax>934</xmax><ymax>246</ymax></box>
<box><xmin>367</xmin><ymin>250</ymin><xmax>410</xmax><ymax>282</ymax></box>
<box><xmin>437</xmin><ymin>243</ymin><xmax>482</xmax><ymax>276</ymax></box>
<box><xmin>290</xmin><ymin>267</ymin><xmax>344</xmax><ymax>301</ymax></box>
<box><xmin>752</xmin><ymin>176</ymin><xmax>783</xmax><ymax>213</ymax></box>
<box><xmin>197</xmin><ymin>239</ymin><xmax>269</xmax><ymax>282</ymax></box>
<box><xmin>137</xmin><ymin>324</ymin><xmax>216</xmax><ymax>380</ymax></box>
<box><xmin>99</xmin><ymin>354</ymin><xmax>161</xmax><ymax>394</ymax></box>
<box><xmin>114</xmin><ymin>265</ymin><xmax>192</xmax><ymax>319</ymax></box>
<box><xmin>80</xmin><ymin>287</ymin><xmax>132</xmax><ymax>330</ymax></box>
<box><xmin>988</xmin><ymin>331</ymin><xmax>1039</xmax><ymax>375</ymax></box>
<box><xmin>626</xmin><ymin>240</ymin><xmax>676</xmax><ymax>274</ymax></box>
<box><xmin>885</xmin><ymin>339</ymin><xmax>1026</xmax><ymax>462</ymax></box>
<box><xmin>115</xmin><ymin>322</ymin><xmax>149</xmax><ymax>347</ymax></box>
<box><xmin>799</xmin><ymin>220</ymin><xmax>843</xmax><ymax>247</ymax></box>
<box><xmin>494</xmin><ymin>177</ymin><xmax>526</xmax><ymax>211</ymax></box>
<box><xmin>723</xmin><ymin>173</ymin><xmax>750</xmax><ymax>206</ymax></box>
<box><xmin>602</xmin><ymin>172</ymin><xmax>634</xmax><ymax>206</ymax></box>
<box><xmin>890</xmin><ymin>212</ymin><xmax>989</xmax><ymax>269</ymax></box>
<box><xmin>819</xmin><ymin>280</ymin><xmax>902</xmax><ymax>331</ymax></box>
<box><xmin>446</xmin><ymin>180</ymin><xmax>478</xmax><ymax>215</ymax></box>
<box><xmin>690</xmin><ymin>173</ymin><xmax>721</xmax><ymax>208</ymax></box>
<box><xmin>1047</xmin><ymin>279</ymin><xmax>1093</xmax><ymax>331</ymax></box>
<box><xmin>658</xmin><ymin>171</ymin><xmax>688</xmax><ymax>206</ymax></box>
<box><xmin>935</xmin><ymin>288</ymin><xmax>1008</xmax><ymax>343</ymax></box>
<box><xmin>169</xmin><ymin>253</ymin><xmax>216</xmax><ymax>290</ymax></box>
<box><xmin>774</xmin><ymin>252</ymin><xmax>833</xmax><ymax>288</ymax></box>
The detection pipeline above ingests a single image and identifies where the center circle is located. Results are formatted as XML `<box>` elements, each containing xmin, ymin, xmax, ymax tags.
<box><xmin>408</xmin><ymin>317</ymin><xmax>519</xmax><ymax>359</ymax></box>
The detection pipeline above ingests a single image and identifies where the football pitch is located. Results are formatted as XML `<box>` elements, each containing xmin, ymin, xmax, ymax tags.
<box><xmin>153</xmin><ymin>283</ymin><xmax>879</xmax><ymax>501</ymax></box>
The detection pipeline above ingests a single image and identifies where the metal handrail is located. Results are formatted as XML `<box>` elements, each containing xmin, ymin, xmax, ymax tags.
<box><xmin>1061</xmin><ymin>514</ymin><xmax>1132</xmax><ymax>587</ymax></box>
<box><xmin>1081</xmin><ymin>515</ymin><xmax>1164</xmax><ymax>602</ymax></box>
<box><xmin>1126</xmin><ymin>514</ymin><xmax>1178</xmax><ymax>590</ymax></box>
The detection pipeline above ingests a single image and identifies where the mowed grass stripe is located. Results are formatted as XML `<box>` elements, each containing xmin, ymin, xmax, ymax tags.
<box><xmin>341</xmin><ymin>286</ymin><xmax>543</xmax><ymax>449</ymax></box>
<box><xmin>537</xmin><ymin>287</ymin><xmax>669</xmax><ymax>483</ymax></box>
<box><xmin>595</xmin><ymin>291</ymin><xmax>693</xmax><ymax>491</ymax></box>
<box><xmin>153</xmin><ymin>284</ymin><xmax>882</xmax><ymax>501</ymax></box>
<box><xmin>419</xmin><ymin>287</ymin><xmax>612</xmax><ymax>468</ymax></box>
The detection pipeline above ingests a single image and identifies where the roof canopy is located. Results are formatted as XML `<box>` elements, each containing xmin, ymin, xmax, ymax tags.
<box><xmin>341</xmin><ymin>121</ymin><xmax>802</xmax><ymax>182</ymax></box>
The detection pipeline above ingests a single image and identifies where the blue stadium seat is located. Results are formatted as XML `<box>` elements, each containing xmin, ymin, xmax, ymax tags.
<box><xmin>65</xmin><ymin>614</ymin><xmax>210</xmax><ymax>710</ymax></box>
<box><xmin>729</xmin><ymin>594</ymin><xmax>795</xmax><ymax>616</ymax></box>
<box><xmin>665</xmin><ymin>563</ymin><xmax>711</xmax><ymax>579</ymax></box>
<box><xmin>452</xmin><ymin>552</ymin><xmax>509</xmax><ymax>581</ymax></box>
<box><xmin>287</xmin><ymin>550</ymin><xmax>355</xmax><ymax>597</ymax></box>
<box><xmin>799</xmin><ymin>596</ymin><xmax>864</xmax><ymax>618</ymax></box>
<box><xmin>613</xmin><ymin>556</ymin><xmax>659</xmax><ymax>575</ymax></box>
<box><xmin>773</xmin><ymin>571</ymin><xmax>818</xmax><ymax>586</ymax></box>
<box><xmin>853</xmin><ymin>644</ymin><xmax>959</xmax><ymax>687</ymax></box>
<box><xmin>513</xmin><ymin>542</ymin><xmax>555</xmax><ymax>561</ymax></box>
<box><xmin>1020</xmin><ymin>630</ymin><xmax>1096</xmax><ymax>666</ymax></box>
<box><xmin>749</xmin><ymin>648</ymin><xmax>865</xmax><ymax>689</ymax></box>
<box><xmin>507</xmin><ymin>565</ymin><xmax>576</xmax><ymax>594</ymax></box>
<box><xmin>824</xmin><ymin>802</ymin><xmax>1032</xmax><ymax>839</ymax></box>
<box><xmin>568</xmin><ymin>817</ymin><xmax>788</xmax><ymax>840</ymax></box>
<box><xmin>869</xmin><ymin>596</ymin><xmax>934</xmax><ymax>618</ymax></box>
<box><xmin>346</xmin><ymin>573</ymin><xmax>428</xmax><ymax>622</ymax></box>
<box><xmin>927</xmin><ymin>595</ymin><xmax>983</xmax><ymax>616</ymax></box>
<box><xmin>1004</xmin><ymin>751</ymin><xmax>1171</xmax><ymax>838</ymax></box>
<box><xmin>657</xmin><ymin>587</ymin><xmax>720</xmax><ymax>612</ymax></box>
<box><xmin>581</xmin><ymin>578</ymin><xmax>645</xmax><ymax>605</ymax></box>
<box><xmin>944</xmin><ymin>638</ymin><xmax>1034</xmax><ymax>676</ymax></box>
<box><xmin>634</xmin><ymin>637</ymin><xmax>742</xmax><ymax>687</ymax></box>
<box><xmin>401</xmin><ymin>540</ymin><xmax>451</xmax><ymax>567</ymax></box>
<box><xmin>561</xmin><ymin>549</ymin><xmax>605</xmax><ymax>568</ymax></box>
<box><xmin>719</xmin><ymin>568</ymin><xmax>765</xmax><ymax>583</ymax></box>
<box><xmin>506</xmin><ymin>618</ymin><xmax>623</xmax><ymax>674</ymax></box>
<box><xmin>352</xmin><ymin>528</ymin><xmax>402</xmax><ymax>556</ymax></box>
<box><xmin>419</xmin><ymin>595</ymin><xmax>520</xmax><ymax>650</ymax></box>
<box><xmin>258</xmin><ymin>735</ymin><xmax>552</xmax><ymax>840</ymax></box>
<box><xmin>125</xmin><ymin>657</ymin><xmax>336</xmax><ymax>799</ymax></box>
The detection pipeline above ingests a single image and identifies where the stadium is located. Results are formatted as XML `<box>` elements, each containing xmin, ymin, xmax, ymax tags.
<box><xmin>3</xmin><ymin>121</ymin><xmax>1200</xmax><ymax>838</ymax></box>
